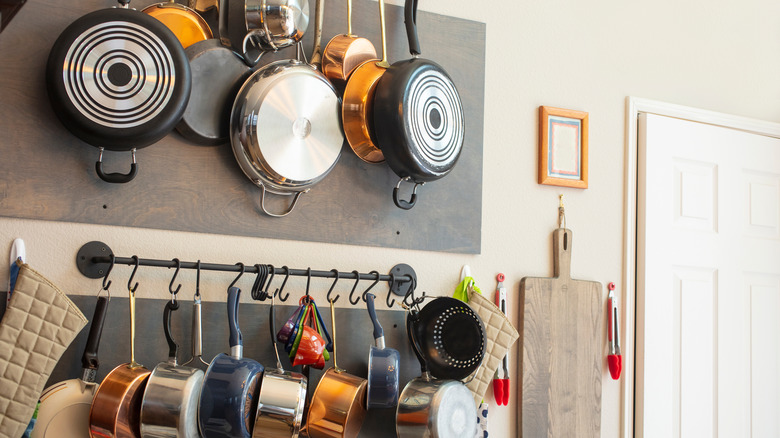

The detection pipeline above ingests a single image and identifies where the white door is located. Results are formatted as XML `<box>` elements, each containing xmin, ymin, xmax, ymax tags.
<box><xmin>636</xmin><ymin>113</ymin><xmax>780</xmax><ymax>438</ymax></box>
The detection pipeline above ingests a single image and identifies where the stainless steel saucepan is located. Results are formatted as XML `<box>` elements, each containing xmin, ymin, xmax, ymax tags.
<box><xmin>253</xmin><ymin>292</ymin><xmax>307</xmax><ymax>437</ymax></box>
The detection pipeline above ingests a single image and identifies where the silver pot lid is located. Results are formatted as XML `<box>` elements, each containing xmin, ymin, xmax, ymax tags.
<box><xmin>430</xmin><ymin>381</ymin><xmax>476</xmax><ymax>438</ymax></box>
<box><xmin>231</xmin><ymin>60</ymin><xmax>343</xmax><ymax>193</ymax></box>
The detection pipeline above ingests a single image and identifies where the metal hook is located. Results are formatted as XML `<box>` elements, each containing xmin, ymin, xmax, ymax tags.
<box><xmin>276</xmin><ymin>266</ymin><xmax>291</xmax><ymax>302</ymax></box>
<box><xmin>326</xmin><ymin>269</ymin><xmax>340</xmax><ymax>303</ymax></box>
<box><xmin>348</xmin><ymin>270</ymin><xmax>362</xmax><ymax>305</ymax></box>
<box><xmin>361</xmin><ymin>270</ymin><xmax>381</xmax><ymax>302</ymax></box>
<box><xmin>386</xmin><ymin>273</ymin><xmax>396</xmax><ymax>308</ymax></box>
<box><xmin>261</xmin><ymin>265</ymin><xmax>275</xmax><ymax>301</ymax></box>
<box><xmin>251</xmin><ymin>264</ymin><xmax>268</xmax><ymax>301</ymax></box>
<box><xmin>305</xmin><ymin>268</ymin><xmax>312</xmax><ymax>300</ymax></box>
<box><xmin>101</xmin><ymin>254</ymin><xmax>116</xmax><ymax>292</ymax></box>
<box><xmin>195</xmin><ymin>260</ymin><xmax>201</xmax><ymax>299</ymax></box>
<box><xmin>128</xmin><ymin>255</ymin><xmax>140</xmax><ymax>293</ymax></box>
<box><xmin>229</xmin><ymin>263</ymin><xmax>245</xmax><ymax>290</ymax></box>
<box><xmin>169</xmin><ymin>258</ymin><xmax>182</xmax><ymax>300</ymax></box>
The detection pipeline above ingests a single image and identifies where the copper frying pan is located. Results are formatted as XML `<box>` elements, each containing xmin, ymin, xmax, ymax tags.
<box><xmin>341</xmin><ymin>0</ymin><xmax>389</xmax><ymax>163</ymax></box>
<box><xmin>89</xmin><ymin>287</ymin><xmax>151</xmax><ymax>438</ymax></box>
<box><xmin>305</xmin><ymin>299</ymin><xmax>367</xmax><ymax>438</ymax></box>
<box><xmin>321</xmin><ymin>0</ymin><xmax>376</xmax><ymax>89</ymax></box>
<box><xmin>143</xmin><ymin>0</ymin><xmax>213</xmax><ymax>48</ymax></box>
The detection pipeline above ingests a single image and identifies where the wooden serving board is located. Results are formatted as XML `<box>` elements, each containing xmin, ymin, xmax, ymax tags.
<box><xmin>519</xmin><ymin>228</ymin><xmax>602</xmax><ymax>437</ymax></box>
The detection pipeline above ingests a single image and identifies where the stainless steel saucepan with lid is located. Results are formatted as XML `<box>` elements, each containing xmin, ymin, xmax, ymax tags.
<box><xmin>230</xmin><ymin>0</ymin><xmax>343</xmax><ymax>217</ymax></box>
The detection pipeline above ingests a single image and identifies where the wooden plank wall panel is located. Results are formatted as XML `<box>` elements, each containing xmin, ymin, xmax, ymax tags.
<box><xmin>0</xmin><ymin>0</ymin><xmax>485</xmax><ymax>254</ymax></box>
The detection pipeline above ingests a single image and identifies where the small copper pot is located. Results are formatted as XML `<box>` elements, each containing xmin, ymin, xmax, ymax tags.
<box><xmin>321</xmin><ymin>0</ymin><xmax>376</xmax><ymax>89</ymax></box>
<box><xmin>305</xmin><ymin>300</ymin><xmax>367</xmax><ymax>438</ymax></box>
<box><xmin>89</xmin><ymin>288</ymin><xmax>151</xmax><ymax>438</ymax></box>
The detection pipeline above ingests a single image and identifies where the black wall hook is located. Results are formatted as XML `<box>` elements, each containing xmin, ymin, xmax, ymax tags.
<box><xmin>128</xmin><ymin>255</ymin><xmax>139</xmax><ymax>293</ymax></box>
<box><xmin>304</xmin><ymin>267</ymin><xmax>312</xmax><ymax>300</ymax></box>
<box><xmin>386</xmin><ymin>273</ymin><xmax>396</xmax><ymax>308</ymax></box>
<box><xmin>348</xmin><ymin>270</ymin><xmax>362</xmax><ymax>305</ymax></box>
<box><xmin>251</xmin><ymin>264</ymin><xmax>268</xmax><ymax>301</ymax></box>
<box><xmin>277</xmin><ymin>266</ymin><xmax>291</xmax><ymax>302</ymax></box>
<box><xmin>169</xmin><ymin>258</ymin><xmax>182</xmax><ymax>297</ymax></box>
<box><xmin>261</xmin><ymin>265</ymin><xmax>275</xmax><ymax>301</ymax></box>
<box><xmin>229</xmin><ymin>262</ymin><xmax>245</xmax><ymax>290</ymax></box>
<box><xmin>195</xmin><ymin>260</ymin><xmax>201</xmax><ymax>298</ymax></box>
<box><xmin>361</xmin><ymin>270</ymin><xmax>381</xmax><ymax>302</ymax></box>
<box><xmin>326</xmin><ymin>269</ymin><xmax>340</xmax><ymax>303</ymax></box>
<box><xmin>101</xmin><ymin>254</ymin><xmax>115</xmax><ymax>291</ymax></box>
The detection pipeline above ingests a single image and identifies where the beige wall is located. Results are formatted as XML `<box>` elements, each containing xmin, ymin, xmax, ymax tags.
<box><xmin>3</xmin><ymin>0</ymin><xmax>779</xmax><ymax>436</ymax></box>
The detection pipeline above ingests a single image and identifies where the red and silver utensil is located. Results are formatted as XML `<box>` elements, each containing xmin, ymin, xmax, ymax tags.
<box><xmin>607</xmin><ymin>282</ymin><xmax>622</xmax><ymax>380</ymax></box>
<box><xmin>493</xmin><ymin>273</ymin><xmax>509</xmax><ymax>406</ymax></box>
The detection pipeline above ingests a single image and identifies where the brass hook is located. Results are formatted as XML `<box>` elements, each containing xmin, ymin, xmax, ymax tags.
<box><xmin>128</xmin><ymin>255</ymin><xmax>140</xmax><ymax>293</ymax></box>
<box><xmin>326</xmin><ymin>269</ymin><xmax>340</xmax><ymax>303</ymax></box>
<box><xmin>558</xmin><ymin>194</ymin><xmax>566</xmax><ymax>229</ymax></box>
<box><xmin>276</xmin><ymin>266</ymin><xmax>291</xmax><ymax>302</ymax></box>
<box><xmin>361</xmin><ymin>270</ymin><xmax>381</xmax><ymax>302</ymax></box>
<box><xmin>229</xmin><ymin>262</ymin><xmax>245</xmax><ymax>290</ymax></box>
<box><xmin>348</xmin><ymin>270</ymin><xmax>362</xmax><ymax>305</ymax></box>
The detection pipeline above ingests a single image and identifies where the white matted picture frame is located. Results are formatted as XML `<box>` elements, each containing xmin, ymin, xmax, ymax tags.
<box><xmin>538</xmin><ymin>106</ymin><xmax>589</xmax><ymax>189</ymax></box>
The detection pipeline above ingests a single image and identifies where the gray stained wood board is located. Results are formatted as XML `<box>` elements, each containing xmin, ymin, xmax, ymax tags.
<box><xmin>27</xmin><ymin>293</ymin><xmax>422</xmax><ymax>438</ymax></box>
<box><xmin>519</xmin><ymin>229</ymin><xmax>602</xmax><ymax>437</ymax></box>
<box><xmin>0</xmin><ymin>0</ymin><xmax>485</xmax><ymax>254</ymax></box>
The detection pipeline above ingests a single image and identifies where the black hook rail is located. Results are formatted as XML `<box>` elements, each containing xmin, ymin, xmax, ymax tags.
<box><xmin>76</xmin><ymin>241</ymin><xmax>417</xmax><ymax>305</ymax></box>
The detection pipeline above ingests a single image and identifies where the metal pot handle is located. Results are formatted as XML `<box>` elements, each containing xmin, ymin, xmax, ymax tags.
<box><xmin>163</xmin><ymin>300</ymin><xmax>180</xmax><ymax>365</ymax></box>
<box><xmin>259</xmin><ymin>183</ymin><xmax>307</xmax><ymax>217</ymax></box>
<box><xmin>241</xmin><ymin>32</ymin><xmax>266</xmax><ymax>66</ymax></box>
<box><xmin>95</xmin><ymin>147</ymin><xmax>137</xmax><ymax>184</ymax></box>
<box><xmin>393</xmin><ymin>177</ymin><xmax>424</xmax><ymax>210</ymax></box>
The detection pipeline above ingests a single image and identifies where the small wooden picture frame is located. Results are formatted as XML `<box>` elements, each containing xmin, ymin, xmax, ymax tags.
<box><xmin>538</xmin><ymin>106</ymin><xmax>588</xmax><ymax>189</ymax></box>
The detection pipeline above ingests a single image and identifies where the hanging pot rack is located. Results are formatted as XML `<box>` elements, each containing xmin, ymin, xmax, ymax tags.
<box><xmin>76</xmin><ymin>241</ymin><xmax>416</xmax><ymax>307</ymax></box>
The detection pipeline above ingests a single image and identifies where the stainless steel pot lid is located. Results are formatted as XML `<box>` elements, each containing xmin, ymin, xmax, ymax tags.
<box><xmin>430</xmin><ymin>381</ymin><xmax>476</xmax><ymax>437</ymax></box>
<box><xmin>176</xmin><ymin>39</ymin><xmax>252</xmax><ymax>145</ymax></box>
<box><xmin>231</xmin><ymin>60</ymin><xmax>343</xmax><ymax>189</ymax></box>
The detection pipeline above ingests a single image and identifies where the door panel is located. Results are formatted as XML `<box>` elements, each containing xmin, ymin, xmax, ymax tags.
<box><xmin>637</xmin><ymin>113</ymin><xmax>780</xmax><ymax>438</ymax></box>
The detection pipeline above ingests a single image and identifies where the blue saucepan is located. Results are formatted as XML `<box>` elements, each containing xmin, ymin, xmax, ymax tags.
<box><xmin>365</xmin><ymin>293</ymin><xmax>400</xmax><ymax>408</ymax></box>
<box><xmin>199</xmin><ymin>287</ymin><xmax>265</xmax><ymax>438</ymax></box>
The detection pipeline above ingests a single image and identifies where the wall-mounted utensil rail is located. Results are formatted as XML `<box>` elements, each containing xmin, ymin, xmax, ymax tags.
<box><xmin>76</xmin><ymin>241</ymin><xmax>416</xmax><ymax>307</ymax></box>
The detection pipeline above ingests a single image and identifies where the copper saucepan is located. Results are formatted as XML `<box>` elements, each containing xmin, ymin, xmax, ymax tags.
<box><xmin>321</xmin><ymin>0</ymin><xmax>376</xmax><ymax>89</ymax></box>
<box><xmin>89</xmin><ymin>287</ymin><xmax>151</xmax><ymax>438</ymax></box>
<box><xmin>143</xmin><ymin>0</ymin><xmax>213</xmax><ymax>48</ymax></box>
<box><xmin>341</xmin><ymin>0</ymin><xmax>390</xmax><ymax>163</ymax></box>
<box><xmin>305</xmin><ymin>299</ymin><xmax>367</xmax><ymax>438</ymax></box>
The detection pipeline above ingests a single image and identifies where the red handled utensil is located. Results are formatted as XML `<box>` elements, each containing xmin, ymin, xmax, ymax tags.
<box><xmin>493</xmin><ymin>273</ymin><xmax>510</xmax><ymax>406</ymax></box>
<box><xmin>607</xmin><ymin>282</ymin><xmax>622</xmax><ymax>380</ymax></box>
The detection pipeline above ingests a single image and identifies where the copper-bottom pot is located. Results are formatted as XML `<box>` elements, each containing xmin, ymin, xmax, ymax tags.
<box><xmin>89</xmin><ymin>363</ymin><xmax>151</xmax><ymax>438</ymax></box>
<box><xmin>306</xmin><ymin>368</ymin><xmax>367</xmax><ymax>438</ymax></box>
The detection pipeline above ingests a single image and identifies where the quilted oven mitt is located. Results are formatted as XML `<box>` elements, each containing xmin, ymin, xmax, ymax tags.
<box><xmin>465</xmin><ymin>285</ymin><xmax>519</xmax><ymax>407</ymax></box>
<box><xmin>0</xmin><ymin>262</ymin><xmax>87</xmax><ymax>438</ymax></box>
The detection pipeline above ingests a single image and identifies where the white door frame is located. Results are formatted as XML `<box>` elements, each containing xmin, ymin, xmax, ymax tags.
<box><xmin>622</xmin><ymin>97</ymin><xmax>780</xmax><ymax>437</ymax></box>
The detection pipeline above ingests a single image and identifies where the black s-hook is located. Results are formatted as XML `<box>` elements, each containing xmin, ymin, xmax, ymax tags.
<box><xmin>101</xmin><ymin>254</ymin><xmax>116</xmax><ymax>292</ymax></box>
<box><xmin>326</xmin><ymin>269</ymin><xmax>340</xmax><ymax>303</ymax></box>
<box><xmin>304</xmin><ymin>268</ymin><xmax>312</xmax><ymax>302</ymax></box>
<box><xmin>348</xmin><ymin>270</ymin><xmax>362</xmax><ymax>305</ymax></box>
<box><xmin>128</xmin><ymin>255</ymin><xmax>140</xmax><ymax>293</ymax></box>
<box><xmin>229</xmin><ymin>262</ymin><xmax>245</xmax><ymax>290</ymax></box>
<box><xmin>169</xmin><ymin>258</ymin><xmax>182</xmax><ymax>297</ymax></box>
<box><xmin>386</xmin><ymin>273</ymin><xmax>396</xmax><ymax>308</ymax></box>
<box><xmin>276</xmin><ymin>266</ymin><xmax>291</xmax><ymax>302</ymax></box>
<box><xmin>361</xmin><ymin>271</ymin><xmax>381</xmax><ymax>303</ymax></box>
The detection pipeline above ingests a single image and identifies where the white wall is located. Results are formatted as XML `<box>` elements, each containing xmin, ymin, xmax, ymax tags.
<box><xmin>3</xmin><ymin>0</ymin><xmax>780</xmax><ymax>436</ymax></box>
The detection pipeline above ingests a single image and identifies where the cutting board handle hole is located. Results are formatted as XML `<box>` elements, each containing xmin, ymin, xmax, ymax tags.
<box><xmin>563</xmin><ymin>232</ymin><xmax>568</xmax><ymax>250</ymax></box>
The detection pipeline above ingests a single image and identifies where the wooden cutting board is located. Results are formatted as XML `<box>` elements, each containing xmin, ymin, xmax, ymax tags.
<box><xmin>519</xmin><ymin>228</ymin><xmax>602</xmax><ymax>437</ymax></box>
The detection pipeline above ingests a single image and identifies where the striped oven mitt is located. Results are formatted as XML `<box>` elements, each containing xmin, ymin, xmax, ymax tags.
<box><xmin>0</xmin><ymin>262</ymin><xmax>87</xmax><ymax>438</ymax></box>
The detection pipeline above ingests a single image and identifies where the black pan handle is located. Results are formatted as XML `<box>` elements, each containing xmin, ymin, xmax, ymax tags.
<box><xmin>393</xmin><ymin>177</ymin><xmax>423</xmax><ymax>210</ymax></box>
<box><xmin>95</xmin><ymin>147</ymin><xmax>137</xmax><ymax>184</ymax></box>
<box><xmin>81</xmin><ymin>296</ymin><xmax>109</xmax><ymax>372</ymax></box>
<box><xmin>404</xmin><ymin>0</ymin><xmax>421</xmax><ymax>56</ymax></box>
<box><xmin>164</xmin><ymin>300</ymin><xmax>180</xmax><ymax>363</ymax></box>
<box><xmin>406</xmin><ymin>310</ymin><xmax>428</xmax><ymax>374</ymax></box>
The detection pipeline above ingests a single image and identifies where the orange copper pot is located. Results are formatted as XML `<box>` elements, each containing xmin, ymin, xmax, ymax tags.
<box><xmin>89</xmin><ymin>287</ymin><xmax>151</xmax><ymax>438</ymax></box>
<box><xmin>341</xmin><ymin>0</ymin><xmax>389</xmax><ymax>164</ymax></box>
<box><xmin>321</xmin><ymin>0</ymin><xmax>376</xmax><ymax>88</ymax></box>
<box><xmin>143</xmin><ymin>0</ymin><xmax>212</xmax><ymax>49</ymax></box>
<box><xmin>305</xmin><ymin>300</ymin><xmax>367</xmax><ymax>438</ymax></box>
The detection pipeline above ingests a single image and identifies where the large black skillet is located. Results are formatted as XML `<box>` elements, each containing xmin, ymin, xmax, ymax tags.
<box><xmin>46</xmin><ymin>0</ymin><xmax>191</xmax><ymax>184</ymax></box>
<box><xmin>372</xmin><ymin>0</ymin><xmax>465</xmax><ymax>210</ymax></box>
